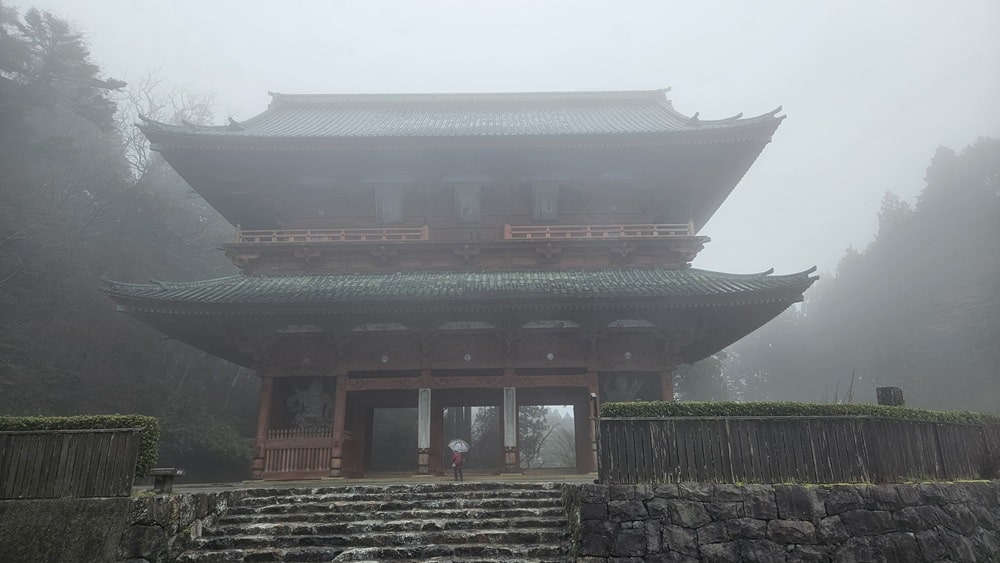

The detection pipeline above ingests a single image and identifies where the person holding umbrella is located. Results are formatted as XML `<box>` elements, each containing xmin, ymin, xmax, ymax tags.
<box><xmin>448</xmin><ymin>438</ymin><xmax>468</xmax><ymax>481</ymax></box>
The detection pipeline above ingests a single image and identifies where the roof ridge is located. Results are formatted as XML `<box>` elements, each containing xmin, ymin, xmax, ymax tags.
<box><xmin>267</xmin><ymin>88</ymin><xmax>673</xmax><ymax>106</ymax></box>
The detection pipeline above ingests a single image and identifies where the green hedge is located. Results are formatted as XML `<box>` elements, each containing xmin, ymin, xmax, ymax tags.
<box><xmin>0</xmin><ymin>415</ymin><xmax>159</xmax><ymax>477</ymax></box>
<box><xmin>600</xmin><ymin>401</ymin><xmax>1000</xmax><ymax>426</ymax></box>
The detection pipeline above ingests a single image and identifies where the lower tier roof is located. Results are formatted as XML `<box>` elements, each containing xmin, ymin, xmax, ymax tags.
<box><xmin>103</xmin><ymin>267</ymin><xmax>817</xmax><ymax>311</ymax></box>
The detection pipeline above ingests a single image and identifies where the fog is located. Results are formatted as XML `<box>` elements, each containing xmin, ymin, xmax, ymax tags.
<box><xmin>12</xmin><ymin>0</ymin><xmax>1000</xmax><ymax>274</ymax></box>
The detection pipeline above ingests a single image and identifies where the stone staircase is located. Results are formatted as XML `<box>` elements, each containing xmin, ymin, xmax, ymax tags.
<box><xmin>175</xmin><ymin>482</ymin><xmax>572</xmax><ymax>562</ymax></box>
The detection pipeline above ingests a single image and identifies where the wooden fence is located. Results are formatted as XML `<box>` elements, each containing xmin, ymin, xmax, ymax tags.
<box><xmin>262</xmin><ymin>427</ymin><xmax>333</xmax><ymax>480</ymax></box>
<box><xmin>505</xmin><ymin>222</ymin><xmax>694</xmax><ymax>240</ymax></box>
<box><xmin>597</xmin><ymin>416</ymin><xmax>1000</xmax><ymax>484</ymax></box>
<box><xmin>0</xmin><ymin>429</ymin><xmax>142</xmax><ymax>499</ymax></box>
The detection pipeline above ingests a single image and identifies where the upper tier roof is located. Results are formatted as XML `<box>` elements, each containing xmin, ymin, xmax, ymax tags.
<box><xmin>138</xmin><ymin>88</ymin><xmax>783</xmax><ymax>141</ymax></box>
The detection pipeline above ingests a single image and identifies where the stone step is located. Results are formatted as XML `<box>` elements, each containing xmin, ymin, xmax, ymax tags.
<box><xmin>177</xmin><ymin>483</ymin><xmax>571</xmax><ymax>562</ymax></box>
<box><xmin>177</xmin><ymin>544</ymin><xmax>570</xmax><ymax>563</ymax></box>
<box><xmin>208</xmin><ymin>515</ymin><xmax>567</xmax><ymax>537</ymax></box>
<box><xmin>332</xmin><ymin>542</ymin><xmax>570</xmax><ymax>562</ymax></box>
<box><xmin>237</xmin><ymin>488</ymin><xmax>563</xmax><ymax>506</ymax></box>
<box><xmin>241</xmin><ymin>481</ymin><xmax>563</xmax><ymax>495</ymax></box>
<box><xmin>226</xmin><ymin>496</ymin><xmax>562</xmax><ymax>516</ymax></box>
<box><xmin>219</xmin><ymin>506</ymin><xmax>566</xmax><ymax>525</ymax></box>
<box><xmin>196</xmin><ymin>528</ymin><xmax>568</xmax><ymax>551</ymax></box>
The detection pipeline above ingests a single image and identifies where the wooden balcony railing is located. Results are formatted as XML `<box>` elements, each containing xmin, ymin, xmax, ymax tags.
<box><xmin>236</xmin><ymin>225</ymin><xmax>429</xmax><ymax>243</ymax></box>
<box><xmin>234</xmin><ymin>223</ymin><xmax>694</xmax><ymax>244</ymax></box>
<box><xmin>504</xmin><ymin>222</ymin><xmax>694</xmax><ymax>240</ymax></box>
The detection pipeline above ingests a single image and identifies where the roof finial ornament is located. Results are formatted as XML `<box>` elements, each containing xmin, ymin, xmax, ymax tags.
<box><xmin>686</xmin><ymin>112</ymin><xmax>700</xmax><ymax>125</ymax></box>
<box><xmin>228</xmin><ymin>117</ymin><xmax>243</xmax><ymax>130</ymax></box>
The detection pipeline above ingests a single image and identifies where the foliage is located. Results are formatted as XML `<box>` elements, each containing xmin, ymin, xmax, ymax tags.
<box><xmin>600</xmin><ymin>400</ymin><xmax>1000</xmax><ymax>426</ymax></box>
<box><xmin>674</xmin><ymin>353</ymin><xmax>729</xmax><ymax>401</ymax></box>
<box><xmin>0</xmin><ymin>4</ymin><xmax>255</xmax><ymax>481</ymax></box>
<box><xmin>0</xmin><ymin>414</ymin><xmax>159</xmax><ymax>476</ymax></box>
<box><xmin>724</xmin><ymin>138</ymin><xmax>1000</xmax><ymax>412</ymax></box>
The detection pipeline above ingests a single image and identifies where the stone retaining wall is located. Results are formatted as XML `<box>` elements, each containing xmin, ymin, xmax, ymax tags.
<box><xmin>566</xmin><ymin>481</ymin><xmax>1000</xmax><ymax>562</ymax></box>
<box><xmin>119</xmin><ymin>490</ymin><xmax>250</xmax><ymax>562</ymax></box>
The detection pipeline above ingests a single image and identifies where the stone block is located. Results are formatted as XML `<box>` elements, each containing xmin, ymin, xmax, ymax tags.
<box><xmin>915</xmin><ymin>527</ymin><xmax>950</xmax><ymax>561</ymax></box>
<box><xmin>653</xmin><ymin>483</ymin><xmax>681</xmax><ymax>498</ymax></box>
<box><xmin>970</xmin><ymin>504</ymin><xmax>997</xmax><ymax>531</ymax></box>
<box><xmin>635</xmin><ymin>483</ymin><xmax>655</xmax><ymax>500</ymax></box>
<box><xmin>699</xmin><ymin>541</ymin><xmax>740</xmax><ymax>563</ymax></box>
<box><xmin>696</xmin><ymin>520</ymin><xmax>728</xmax><ymax>544</ymax></box>
<box><xmin>724</xmin><ymin>517</ymin><xmax>767</xmax><ymax>540</ymax></box>
<box><xmin>713</xmin><ymin>484</ymin><xmax>746</xmax><ymax>502</ymax></box>
<box><xmin>839</xmin><ymin>509</ymin><xmax>897</xmax><ymax>535</ymax></box>
<box><xmin>608</xmin><ymin>500</ymin><xmax>648</xmax><ymax>521</ymax></box>
<box><xmin>120</xmin><ymin>524</ymin><xmax>166</xmax><ymax>560</ymax></box>
<box><xmin>785</xmin><ymin>544</ymin><xmax>832</xmax><ymax>562</ymax></box>
<box><xmin>893</xmin><ymin>506</ymin><xmax>931</xmax><ymax>531</ymax></box>
<box><xmin>667</xmin><ymin>500</ymin><xmax>712</xmax><ymax>528</ymax></box>
<box><xmin>581</xmin><ymin>502</ymin><xmax>608</xmax><ymax>520</ymax></box>
<box><xmin>677</xmin><ymin>482</ymin><xmax>714</xmax><ymax>502</ymax></box>
<box><xmin>579</xmin><ymin>519</ymin><xmax>617</xmax><ymax>557</ymax></box>
<box><xmin>580</xmin><ymin>484</ymin><xmax>611</xmax><ymax>504</ymax></box>
<box><xmin>824</xmin><ymin>485</ymin><xmax>864</xmax><ymax>515</ymax></box>
<box><xmin>816</xmin><ymin>515</ymin><xmax>849</xmax><ymax>545</ymax></box>
<box><xmin>894</xmin><ymin>484</ymin><xmax>922</xmax><ymax>507</ymax></box>
<box><xmin>660</xmin><ymin>524</ymin><xmax>698</xmax><ymax>556</ymax></box>
<box><xmin>743</xmin><ymin>484</ymin><xmax>778</xmax><ymax>519</ymax></box>
<box><xmin>647</xmin><ymin>552</ymin><xmax>699</xmax><ymax>563</ymax></box>
<box><xmin>612</xmin><ymin>528</ymin><xmax>647</xmax><ymax>557</ymax></box>
<box><xmin>915</xmin><ymin>482</ymin><xmax>949</xmax><ymax>505</ymax></box>
<box><xmin>865</xmin><ymin>484</ymin><xmax>904</xmax><ymax>510</ymax></box>
<box><xmin>833</xmin><ymin>536</ymin><xmax>878</xmax><ymax>562</ymax></box>
<box><xmin>646</xmin><ymin>520</ymin><xmax>661</xmax><ymax>553</ymax></box>
<box><xmin>774</xmin><ymin>485</ymin><xmax>824</xmax><ymax>521</ymax></box>
<box><xmin>972</xmin><ymin>528</ymin><xmax>1000</xmax><ymax>559</ymax></box>
<box><xmin>739</xmin><ymin>539</ymin><xmax>787</xmax><ymax>563</ymax></box>
<box><xmin>875</xmin><ymin>531</ymin><xmax>923</xmax><ymax>562</ymax></box>
<box><xmin>610</xmin><ymin>484</ymin><xmax>637</xmax><ymax>501</ymax></box>
<box><xmin>646</xmin><ymin>497</ymin><xmax>672</xmax><ymax>520</ymax></box>
<box><xmin>767</xmin><ymin>519</ymin><xmax>817</xmax><ymax>544</ymax></box>
<box><xmin>706</xmin><ymin>501</ymin><xmax>743</xmax><ymax>520</ymax></box>
<box><xmin>942</xmin><ymin>503</ymin><xmax>979</xmax><ymax>534</ymax></box>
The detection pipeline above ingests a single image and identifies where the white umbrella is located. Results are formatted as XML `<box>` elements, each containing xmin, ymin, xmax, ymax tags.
<box><xmin>448</xmin><ymin>438</ymin><xmax>470</xmax><ymax>453</ymax></box>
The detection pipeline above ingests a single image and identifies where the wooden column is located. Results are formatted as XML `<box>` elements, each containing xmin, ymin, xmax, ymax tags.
<box><xmin>588</xmin><ymin>373</ymin><xmax>600</xmax><ymax>473</ymax></box>
<box><xmin>573</xmin><ymin>399</ymin><xmax>592</xmax><ymax>473</ymax></box>
<box><xmin>416</xmin><ymin>388</ymin><xmax>431</xmax><ymax>474</ymax></box>
<box><xmin>252</xmin><ymin>377</ymin><xmax>275</xmax><ymax>479</ymax></box>
<box><xmin>660</xmin><ymin>369</ymin><xmax>675</xmax><ymax>402</ymax></box>
<box><xmin>429</xmin><ymin>395</ymin><xmax>444</xmax><ymax>475</ymax></box>
<box><xmin>502</xmin><ymin>387</ymin><xmax>520</xmax><ymax>473</ymax></box>
<box><xmin>329</xmin><ymin>373</ymin><xmax>348</xmax><ymax>477</ymax></box>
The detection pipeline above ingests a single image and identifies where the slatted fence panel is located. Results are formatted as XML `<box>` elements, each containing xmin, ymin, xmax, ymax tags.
<box><xmin>596</xmin><ymin>417</ymin><xmax>1000</xmax><ymax>485</ymax></box>
<box><xmin>262</xmin><ymin>427</ymin><xmax>334</xmax><ymax>479</ymax></box>
<box><xmin>0</xmin><ymin>429</ymin><xmax>141</xmax><ymax>499</ymax></box>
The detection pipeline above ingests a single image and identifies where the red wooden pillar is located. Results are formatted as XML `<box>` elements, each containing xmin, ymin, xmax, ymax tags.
<box><xmin>573</xmin><ymin>396</ymin><xmax>592</xmax><ymax>473</ymax></box>
<box><xmin>660</xmin><ymin>369</ymin><xmax>675</xmax><ymax>402</ymax></box>
<box><xmin>329</xmin><ymin>373</ymin><xmax>348</xmax><ymax>477</ymax></box>
<box><xmin>429</xmin><ymin>395</ymin><xmax>444</xmax><ymax>475</ymax></box>
<box><xmin>252</xmin><ymin>377</ymin><xmax>275</xmax><ymax>479</ymax></box>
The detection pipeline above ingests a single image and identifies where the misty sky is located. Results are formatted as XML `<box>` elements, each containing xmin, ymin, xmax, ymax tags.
<box><xmin>11</xmin><ymin>0</ymin><xmax>1000</xmax><ymax>277</ymax></box>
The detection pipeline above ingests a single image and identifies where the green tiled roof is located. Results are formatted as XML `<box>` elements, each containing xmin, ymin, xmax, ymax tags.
<box><xmin>103</xmin><ymin>268</ymin><xmax>817</xmax><ymax>310</ymax></box>
<box><xmin>138</xmin><ymin>89</ymin><xmax>783</xmax><ymax>141</ymax></box>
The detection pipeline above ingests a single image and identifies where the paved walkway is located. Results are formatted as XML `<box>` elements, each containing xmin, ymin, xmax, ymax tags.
<box><xmin>137</xmin><ymin>471</ymin><xmax>597</xmax><ymax>495</ymax></box>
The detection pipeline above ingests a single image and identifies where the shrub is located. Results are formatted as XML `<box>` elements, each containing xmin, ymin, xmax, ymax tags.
<box><xmin>600</xmin><ymin>401</ymin><xmax>1000</xmax><ymax>426</ymax></box>
<box><xmin>0</xmin><ymin>414</ymin><xmax>159</xmax><ymax>476</ymax></box>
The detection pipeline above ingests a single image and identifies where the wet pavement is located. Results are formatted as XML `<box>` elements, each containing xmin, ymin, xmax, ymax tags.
<box><xmin>135</xmin><ymin>471</ymin><xmax>597</xmax><ymax>495</ymax></box>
